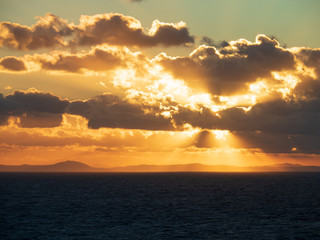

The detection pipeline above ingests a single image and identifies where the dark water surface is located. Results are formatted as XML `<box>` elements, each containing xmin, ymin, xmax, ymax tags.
<box><xmin>1</xmin><ymin>172</ymin><xmax>320</xmax><ymax>239</ymax></box>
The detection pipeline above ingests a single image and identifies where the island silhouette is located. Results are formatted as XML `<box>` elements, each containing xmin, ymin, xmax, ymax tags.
<box><xmin>0</xmin><ymin>161</ymin><xmax>320</xmax><ymax>172</ymax></box>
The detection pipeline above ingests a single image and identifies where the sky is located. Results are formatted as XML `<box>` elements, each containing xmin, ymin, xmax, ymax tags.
<box><xmin>0</xmin><ymin>0</ymin><xmax>320</xmax><ymax>168</ymax></box>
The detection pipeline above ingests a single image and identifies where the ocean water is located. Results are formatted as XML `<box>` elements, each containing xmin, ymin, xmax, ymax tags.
<box><xmin>1</xmin><ymin>172</ymin><xmax>320</xmax><ymax>240</ymax></box>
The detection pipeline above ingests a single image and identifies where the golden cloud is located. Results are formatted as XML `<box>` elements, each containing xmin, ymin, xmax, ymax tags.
<box><xmin>0</xmin><ymin>13</ymin><xmax>194</xmax><ymax>50</ymax></box>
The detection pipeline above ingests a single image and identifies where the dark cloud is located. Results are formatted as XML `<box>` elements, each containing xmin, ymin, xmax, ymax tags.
<box><xmin>68</xmin><ymin>94</ymin><xmax>174</xmax><ymax>130</ymax></box>
<box><xmin>169</xmin><ymin>96</ymin><xmax>320</xmax><ymax>136</ymax></box>
<box><xmin>0</xmin><ymin>57</ymin><xmax>26</xmax><ymax>71</ymax></box>
<box><xmin>293</xmin><ymin>78</ymin><xmax>320</xmax><ymax>100</ymax></box>
<box><xmin>169</xmin><ymin>94</ymin><xmax>320</xmax><ymax>153</ymax></box>
<box><xmin>1</xmin><ymin>90</ymin><xmax>176</xmax><ymax>130</ymax></box>
<box><xmin>5</xmin><ymin>90</ymin><xmax>69</xmax><ymax>114</ymax></box>
<box><xmin>171</xmin><ymin>105</ymin><xmax>218</xmax><ymax>129</ymax></box>
<box><xmin>69</xmin><ymin>96</ymin><xmax>217</xmax><ymax>131</ymax></box>
<box><xmin>294</xmin><ymin>48</ymin><xmax>320</xmax><ymax>99</ymax></box>
<box><xmin>0</xmin><ymin>90</ymin><xmax>69</xmax><ymax>127</ymax></box>
<box><xmin>0</xmin><ymin>112</ymin><xmax>9</xmax><ymax>125</ymax></box>
<box><xmin>216</xmin><ymin>99</ymin><xmax>320</xmax><ymax>135</ymax></box>
<box><xmin>200</xmin><ymin>36</ymin><xmax>229</xmax><ymax>48</ymax></box>
<box><xmin>65</xmin><ymin>89</ymin><xmax>320</xmax><ymax>149</ymax></box>
<box><xmin>296</xmin><ymin>48</ymin><xmax>320</xmax><ymax>76</ymax></box>
<box><xmin>73</xmin><ymin>14</ymin><xmax>194</xmax><ymax>47</ymax></box>
<box><xmin>233</xmin><ymin>131</ymin><xmax>320</xmax><ymax>154</ymax></box>
<box><xmin>0</xmin><ymin>13</ymin><xmax>194</xmax><ymax>50</ymax></box>
<box><xmin>19</xmin><ymin>112</ymin><xmax>63</xmax><ymax>128</ymax></box>
<box><xmin>1</xmin><ymin>86</ymin><xmax>320</xmax><ymax>153</ymax></box>
<box><xmin>233</xmin><ymin>131</ymin><xmax>295</xmax><ymax>154</ymax></box>
<box><xmin>158</xmin><ymin>35</ymin><xmax>296</xmax><ymax>95</ymax></box>
<box><xmin>281</xmin><ymin>48</ymin><xmax>320</xmax><ymax>113</ymax></box>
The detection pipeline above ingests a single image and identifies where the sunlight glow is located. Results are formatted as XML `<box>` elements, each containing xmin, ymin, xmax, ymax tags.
<box><xmin>272</xmin><ymin>72</ymin><xmax>300</xmax><ymax>89</ymax></box>
<box><xmin>212</xmin><ymin>130</ymin><xmax>229</xmax><ymax>141</ymax></box>
<box><xmin>219</xmin><ymin>94</ymin><xmax>256</xmax><ymax>107</ymax></box>
<box><xmin>112</xmin><ymin>68</ymin><xmax>136</xmax><ymax>88</ymax></box>
<box><xmin>249</xmin><ymin>81</ymin><xmax>269</xmax><ymax>95</ymax></box>
<box><xmin>272</xmin><ymin>72</ymin><xmax>301</xmax><ymax>97</ymax></box>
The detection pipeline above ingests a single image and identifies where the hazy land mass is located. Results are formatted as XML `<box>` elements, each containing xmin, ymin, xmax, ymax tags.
<box><xmin>1</xmin><ymin>161</ymin><xmax>320</xmax><ymax>173</ymax></box>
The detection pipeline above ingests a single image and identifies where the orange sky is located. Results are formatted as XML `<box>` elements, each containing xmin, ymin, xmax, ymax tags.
<box><xmin>1</xmin><ymin>4</ymin><xmax>320</xmax><ymax>168</ymax></box>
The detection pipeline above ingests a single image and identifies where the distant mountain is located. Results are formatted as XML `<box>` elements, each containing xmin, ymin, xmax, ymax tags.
<box><xmin>257</xmin><ymin>163</ymin><xmax>320</xmax><ymax>172</ymax></box>
<box><xmin>107</xmin><ymin>163</ymin><xmax>320</xmax><ymax>172</ymax></box>
<box><xmin>0</xmin><ymin>161</ymin><xmax>320</xmax><ymax>172</ymax></box>
<box><xmin>108</xmin><ymin>163</ymin><xmax>244</xmax><ymax>172</ymax></box>
<box><xmin>0</xmin><ymin>161</ymin><xmax>98</xmax><ymax>172</ymax></box>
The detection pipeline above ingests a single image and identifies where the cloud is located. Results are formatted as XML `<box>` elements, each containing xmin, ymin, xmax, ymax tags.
<box><xmin>0</xmin><ymin>113</ymin><xmax>192</xmax><ymax>152</ymax></box>
<box><xmin>169</xmin><ymin>95</ymin><xmax>320</xmax><ymax>134</ymax></box>
<box><xmin>0</xmin><ymin>13</ymin><xmax>194</xmax><ymax>50</ymax></box>
<box><xmin>68</xmin><ymin>94</ymin><xmax>175</xmax><ymax>130</ymax></box>
<box><xmin>233</xmin><ymin>131</ymin><xmax>320</xmax><ymax>154</ymax></box>
<box><xmin>0</xmin><ymin>13</ymin><xmax>72</xmax><ymax>50</ymax></box>
<box><xmin>164</xmin><ymin>82</ymin><xmax>320</xmax><ymax>154</ymax></box>
<box><xmin>200</xmin><ymin>36</ymin><xmax>229</xmax><ymax>48</ymax></box>
<box><xmin>1</xmin><ymin>82</ymin><xmax>318</xmax><ymax>135</ymax></box>
<box><xmin>0</xmin><ymin>113</ymin><xmax>9</xmax><ymax>125</ymax></box>
<box><xmin>158</xmin><ymin>34</ymin><xmax>296</xmax><ymax>95</ymax></box>
<box><xmin>5</xmin><ymin>89</ymin><xmax>69</xmax><ymax>113</ymax></box>
<box><xmin>216</xmin><ymin>98</ymin><xmax>320</xmax><ymax>135</ymax></box>
<box><xmin>37</xmin><ymin>46</ymin><xmax>138</xmax><ymax>73</ymax></box>
<box><xmin>296</xmin><ymin>48</ymin><xmax>320</xmax><ymax>77</ymax></box>
<box><xmin>19</xmin><ymin>112</ymin><xmax>63</xmax><ymax>128</ymax></box>
<box><xmin>0</xmin><ymin>89</ymin><xmax>69</xmax><ymax>127</ymax></box>
<box><xmin>0</xmin><ymin>45</ymin><xmax>147</xmax><ymax>74</ymax></box>
<box><xmin>1</xmin><ymin>90</ymin><xmax>205</xmax><ymax>131</ymax></box>
<box><xmin>73</xmin><ymin>14</ymin><xmax>194</xmax><ymax>47</ymax></box>
<box><xmin>171</xmin><ymin>105</ymin><xmax>218</xmax><ymax>129</ymax></box>
<box><xmin>1</xmin><ymin>90</ymin><xmax>177</xmax><ymax>130</ymax></box>
<box><xmin>0</xmin><ymin>31</ymin><xmax>320</xmax><ymax>154</ymax></box>
<box><xmin>1</xmin><ymin>88</ymin><xmax>320</xmax><ymax>154</ymax></box>
<box><xmin>0</xmin><ymin>56</ymin><xmax>26</xmax><ymax>71</ymax></box>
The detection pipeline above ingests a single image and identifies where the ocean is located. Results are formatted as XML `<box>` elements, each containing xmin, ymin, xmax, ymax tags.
<box><xmin>1</xmin><ymin>172</ymin><xmax>320</xmax><ymax>239</ymax></box>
